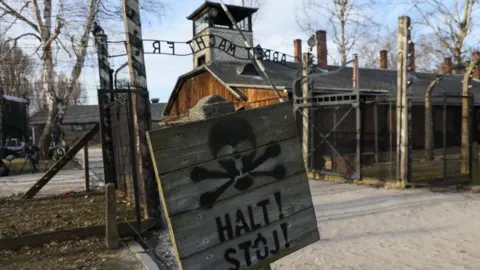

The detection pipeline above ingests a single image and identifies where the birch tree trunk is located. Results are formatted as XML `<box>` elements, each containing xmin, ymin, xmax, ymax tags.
<box><xmin>424</xmin><ymin>76</ymin><xmax>443</xmax><ymax>161</ymax></box>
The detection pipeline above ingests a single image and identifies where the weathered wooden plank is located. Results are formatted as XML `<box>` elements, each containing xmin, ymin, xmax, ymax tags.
<box><xmin>21</xmin><ymin>123</ymin><xmax>100</xmax><ymax>199</ymax></box>
<box><xmin>147</xmin><ymin>103</ymin><xmax>319</xmax><ymax>270</ymax></box>
<box><xmin>181</xmin><ymin>207</ymin><xmax>319</xmax><ymax>270</ymax></box>
<box><xmin>162</xmin><ymin>137</ymin><xmax>305</xmax><ymax>215</ymax></box>
<box><xmin>148</xmin><ymin>102</ymin><xmax>297</xmax><ymax>174</ymax></box>
<box><xmin>172</xmin><ymin>171</ymin><xmax>313</xmax><ymax>258</ymax></box>
<box><xmin>0</xmin><ymin>219</ymin><xmax>156</xmax><ymax>250</ymax></box>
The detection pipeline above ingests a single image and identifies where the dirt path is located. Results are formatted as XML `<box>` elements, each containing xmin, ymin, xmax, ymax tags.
<box><xmin>1</xmin><ymin>237</ymin><xmax>144</xmax><ymax>270</ymax></box>
<box><xmin>273</xmin><ymin>181</ymin><xmax>480</xmax><ymax>270</ymax></box>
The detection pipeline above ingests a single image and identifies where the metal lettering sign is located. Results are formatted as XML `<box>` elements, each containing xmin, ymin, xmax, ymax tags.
<box><xmin>147</xmin><ymin>102</ymin><xmax>319</xmax><ymax>270</ymax></box>
<box><xmin>140</xmin><ymin>34</ymin><xmax>294</xmax><ymax>68</ymax></box>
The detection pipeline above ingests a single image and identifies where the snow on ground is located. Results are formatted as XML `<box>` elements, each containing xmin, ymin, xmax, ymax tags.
<box><xmin>273</xmin><ymin>181</ymin><xmax>480</xmax><ymax>270</ymax></box>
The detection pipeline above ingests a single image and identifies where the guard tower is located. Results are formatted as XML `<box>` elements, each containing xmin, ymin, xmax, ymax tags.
<box><xmin>187</xmin><ymin>1</ymin><xmax>258</xmax><ymax>67</ymax></box>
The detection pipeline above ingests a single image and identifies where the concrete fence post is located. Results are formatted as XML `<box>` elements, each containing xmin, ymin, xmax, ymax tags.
<box><xmin>472</xmin><ymin>142</ymin><xmax>479</xmax><ymax>185</ymax></box>
<box><xmin>105</xmin><ymin>183</ymin><xmax>119</xmax><ymax>249</ymax></box>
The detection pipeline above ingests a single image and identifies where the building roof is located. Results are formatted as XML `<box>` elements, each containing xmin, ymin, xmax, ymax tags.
<box><xmin>186</xmin><ymin>1</ymin><xmax>258</xmax><ymax>24</ymax></box>
<box><xmin>1</xmin><ymin>94</ymin><xmax>28</xmax><ymax>103</ymax></box>
<box><xmin>30</xmin><ymin>103</ymin><xmax>167</xmax><ymax>125</ymax></box>
<box><xmin>163</xmin><ymin>60</ymin><xmax>480</xmax><ymax>115</ymax></box>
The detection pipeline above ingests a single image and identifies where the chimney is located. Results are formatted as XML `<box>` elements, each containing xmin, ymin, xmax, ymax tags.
<box><xmin>294</xmin><ymin>39</ymin><xmax>302</xmax><ymax>62</ymax></box>
<box><xmin>442</xmin><ymin>57</ymin><xmax>452</xmax><ymax>74</ymax></box>
<box><xmin>380</xmin><ymin>50</ymin><xmax>388</xmax><ymax>69</ymax></box>
<box><xmin>473</xmin><ymin>51</ymin><xmax>480</xmax><ymax>80</ymax></box>
<box><xmin>408</xmin><ymin>42</ymin><xmax>415</xmax><ymax>75</ymax></box>
<box><xmin>316</xmin><ymin>30</ymin><xmax>328</xmax><ymax>68</ymax></box>
<box><xmin>151</xmin><ymin>98</ymin><xmax>159</xmax><ymax>103</ymax></box>
<box><xmin>352</xmin><ymin>54</ymin><xmax>360</xmax><ymax>88</ymax></box>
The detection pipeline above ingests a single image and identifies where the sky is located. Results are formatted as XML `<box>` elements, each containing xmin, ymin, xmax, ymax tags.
<box><xmin>4</xmin><ymin>0</ymin><xmax>413</xmax><ymax>105</ymax></box>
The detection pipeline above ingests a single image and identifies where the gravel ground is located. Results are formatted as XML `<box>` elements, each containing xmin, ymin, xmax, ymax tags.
<box><xmin>0</xmin><ymin>237</ymin><xmax>144</xmax><ymax>270</ymax></box>
<box><xmin>272</xmin><ymin>181</ymin><xmax>480</xmax><ymax>270</ymax></box>
<box><xmin>146</xmin><ymin>180</ymin><xmax>480</xmax><ymax>269</ymax></box>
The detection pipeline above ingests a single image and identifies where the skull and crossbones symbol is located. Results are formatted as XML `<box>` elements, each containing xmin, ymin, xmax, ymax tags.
<box><xmin>190</xmin><ymin>118</ymin><xmax>286</xmax><ymax>208</ymax></box>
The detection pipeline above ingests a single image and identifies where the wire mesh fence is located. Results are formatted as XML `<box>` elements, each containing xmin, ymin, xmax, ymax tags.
<box><xmin>98</xmin><ymin>86</ymin><xmax>150</xmax><ymax>228</ymax></box>
<box><xmin>304</xmin><ymin>92</ymin><xmax>474</xmax><ymax>185</ymax></box>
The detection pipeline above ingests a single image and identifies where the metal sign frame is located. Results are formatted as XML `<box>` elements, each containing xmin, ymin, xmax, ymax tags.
<box><xmin>108</xmin><ymin>34</ymin><xmax>297</xmax><ymax>69</ymax></box>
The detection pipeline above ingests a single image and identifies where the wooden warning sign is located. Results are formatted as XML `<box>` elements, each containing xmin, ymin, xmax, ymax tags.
<box><xmin>147</xmin><ymin>102</ymin><xmax>319</xmax><ymax>270</ymax></box>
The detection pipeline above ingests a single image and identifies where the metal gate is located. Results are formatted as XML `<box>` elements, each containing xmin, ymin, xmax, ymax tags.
<box><xmin>98</xmin><ymin>87</ymin><xmax>148</xmax><ymax>228</ymax></box>
<box><xmin>293</xmin><ymin>88</ymin><xmax>362</xmax><ymax>179</ymax></box>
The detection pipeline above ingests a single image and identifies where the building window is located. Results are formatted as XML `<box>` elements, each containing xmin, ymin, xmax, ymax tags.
<box><xmin>72</xmin><ymin>124</ymin><xmax>85</xmax><ymax>131</ymax></box>
<box><xmin>197</xmin><ymin>55</ymin><xmax>206</xmax><ymax>67</ymax></box>
<box><xmin>194</xmin><ymin>13</ymin><xmax>209</xmax><ymax>35</ymax></box>
<box><xmin>237</xmin><ymin>17</ymin><xmax>251</xmax><ymax>31</ymax></box>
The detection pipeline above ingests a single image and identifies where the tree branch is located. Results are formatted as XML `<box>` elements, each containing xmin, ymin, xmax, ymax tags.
<box><xmin>0</xmin><ymin>0</ymin><xmax>38</xmax><ymax>32</ymax></box>
<box><xmin>55</xmin><ymin>38</ymin><xmax>72</xmax><ymax>58</ymax></box>
<box><xmin>31</xmin><ymin>0</ymin><xmax>44</xmax><ymax>36</ymax></box>
<box><xmin>0</xmin><ymin>33</ymin><xmax>40</xmax><ymax>61</ymax></box>
<box><xmin>44</xmin><ymin>17</ymin><xmax>64</xmax><ymax>48</ymax></box>
<box><xmin>412</xmin><ymin>1</ymin><xmax>452</xmax><ymax>51</ymax></box>
<box><xmin>0</xmin><ymin>1</ymin><xmax>31</xmax><ymax>37</ymax></box>
<box><xmin>64</xmin><ymin>0</ymin><xmax>99</xmax><ymax>101</ymax></box>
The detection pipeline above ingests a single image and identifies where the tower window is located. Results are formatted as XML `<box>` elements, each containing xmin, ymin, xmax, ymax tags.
<box><xmin>194</xmin><ymin>13</ymin><xmax>209</xmax><ymax>35</ymax></box>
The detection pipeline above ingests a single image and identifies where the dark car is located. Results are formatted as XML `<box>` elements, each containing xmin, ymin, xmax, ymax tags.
<box><xmin>2</xmin><ymin>138</ymin><xmax>25</xmax><ymax>158</ymax></box>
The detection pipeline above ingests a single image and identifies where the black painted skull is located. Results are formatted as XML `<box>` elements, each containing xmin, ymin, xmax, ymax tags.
<box><xmin>191</xmin><ymin>118</ymin><xmax>286</xmax><ymax>208</ymax></box>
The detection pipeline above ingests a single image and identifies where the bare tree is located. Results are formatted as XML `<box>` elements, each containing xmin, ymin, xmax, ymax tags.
<box><xmin>357</xmin><ymin>29</ymin><xmax>397</xmax><ymax>68</ymax></box>
<box><xmin>28</xmin><ymin>79</ymin><xmax>46</xmax><ymax>114</ymax></box>
<box><xmin>358</xmin><ymin>30</ymin><xmax>449</xmax><ymax>72</ymax></box>
<box><xmin>297</xmin><ymin>0</ymin><xmax>379</xmax><ymax>65</ymax></box>
<box><xmin>0</xmin><ymin>0</ymin><xmax>99</xmax><ymax>151</ymax></box>
<box><xmin>54</xmin><ymin>73</ymin><xmax>86</xmax><ymax>105</ymax></box>
<box><xmin>411</xmin><ymin>0</ymin><xmax>479</xmax><ymax>73</ymax></box>
<box><xmin>0</xmin><ymin>39</ymin><xmax>34</xmax><ymax>97</ymax></box>
<box><xmin>0</xmin><ymin>0</ymin><xmax>164</xmax><ymax>152</ymax></box>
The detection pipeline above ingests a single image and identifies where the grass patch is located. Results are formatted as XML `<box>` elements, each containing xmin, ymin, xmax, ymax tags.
<box><xmin>3</xmin><ymin>158</ymin><xmax>78</xmax><ymax>175</ymax></box>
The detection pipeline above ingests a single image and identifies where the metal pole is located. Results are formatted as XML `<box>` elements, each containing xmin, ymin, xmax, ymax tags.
<box><xmin>218</xmin><ymin>0</ymin><xmax>283</xmax><ymax>102</ymax></box>
<box><xmin>389</xmin><ymin>97</ymin><xmax>393</xmax><ymax>180</ymax></box>
<box><xmin>114</xmin><ymin>62</ymin><xmax>129</xmax><ymax>89</ymax></box>
<box><xmin>460</xmin><ymin>59</ymin><xmax>480</xmax><ymax>174</ymax></box>
<box><xmin>127</xmin><ymin>90</ymin><xmax>142</xmax><ymax>231</ymax></box>
<box><xmin>354</xmin><ymin>55</ymin><xmax>361</xmax><ymax>179</ymax></box>
<box><xmin>443</xmin><ymin>92</ymin><xmax>447</xmax><ymax>181</ymax></box>
<box><xmin>469</xmin><ymin>94</ymin><xmax>474</xmax><ymax>180</ymax></box>
<box><xmin>374</xmin><ymin>98</ymin><xmax>379</xmax><ymax>163</ymax></box>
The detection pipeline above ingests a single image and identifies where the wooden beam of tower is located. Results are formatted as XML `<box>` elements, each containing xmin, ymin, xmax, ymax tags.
<box><xmin>122</xmin><ymin>0</ymin><xmax>160</xmax><ymax>219</ymax></box>
<box><xmin>302</xmin><ymin>53</ymin><xmax>311</xmax><ymax>170</ymax></box>
<box><xmin>396</xmin><ymin>16</ymin><xmax>412</xmax><ymax>186</ymax></box>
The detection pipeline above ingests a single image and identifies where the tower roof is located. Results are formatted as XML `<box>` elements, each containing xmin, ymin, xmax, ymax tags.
<box><xmin>186</xmin><ymin>1</ymin><xmax>258</xmax><ymax>26</ymax></box>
